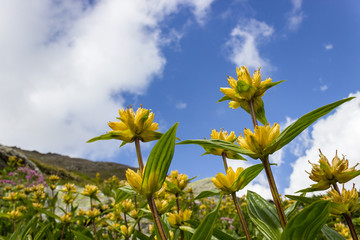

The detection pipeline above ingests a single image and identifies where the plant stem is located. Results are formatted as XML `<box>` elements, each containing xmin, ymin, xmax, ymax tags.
<box><xmin>175</xmin><ymin>193</ymin><xmax>180</xmax><ymax>213</ymax></box>
<box><xmin>134</xmin><ymin>195</ymin><xmax>142</xmax><ymax>232</ymax></box>
<box><xmin>221</xmin><ymin>152</ymin><xmax>228</xmax><ymax>171</ymax></box>
<box><xmin>222</xmin><ymin>153</ymin><xmax>251</xmax><ymax>239</ymax></box>
<box><xmin>147</xmin><ymin>195</ymin><xmax>167</xmax><ymax>240</ymax></box>
<box><xmin>261</xmin><ymin>157</ymin><xmax>287</xmax><ymax>229</ymax></box>
<box><xmin>332</xmin><ymin>183</ymin><xmax>358</xmax><ymax>240</ymax></box>
<box><xmin>135</xmin><ymin>138</ymin><xmax>144</xmax><ymax>172</ymax></box>
<box><xmin>248</xmin><ymin>100</ymin><xmax>258</xmax><ymax>127</ymax></box>
<box><xmin>90</xmin><ymin>198</ymin><xmax>98</xmax><ymax>240</ymax></box>
<box><xmin>231</xmin><ymin>192</ymin><xmax>251</xmax><ymax>240</ymax></box>
<box><xmin>248</xmin><ymin>99</ymin><xmax>287</xmax><ymax>228</ymax></box>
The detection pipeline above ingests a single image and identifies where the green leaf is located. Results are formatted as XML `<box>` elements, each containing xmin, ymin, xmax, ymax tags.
<box><xmin>115</xmin><ymin>187</ymin><xmax>135</xmax><ymax>204</ymax></box>
<box><xmin>285</xmin><ymin>195</ymin><xmax>316</xmax><ymax>205</ymax></box>
<box><xmin>217</xmin><ymin>95</ymin><xmax>232</xmax><ymax>103</ymax></box>
<box><xmin>72</xmin><ymin>230</ymin><xmax>93</xmax><ymax>240</ymax></box>
<box><xmin>165</xmin><ymin>180</ymin><xmax>181</xmax><ymax>193</ymax></box>
<box><xmin>281</xmin><ymin>200</ymin><xmax>330</xmax><ymax>240</ymax></box>
<box><xmin>194</xmin><ymin>189</ymin><xmax>221</xmax><ymax>200</ymax></box>
<box><xmin>230</xmin><ymin>163</ymin><xmax>264</xmax><ymax>190</ymax></box>
<box><xmin>265</xmin><ymin>97</ymin><xmax>354</xmax><ymax>155</ymax></box>
<box><xmin>190</xmin><ymin>194</ymin><xmax>224</xmax><ymax>240</ymax></box>
<box><xmin>133</xmin><ymin>230</ymin><xmax>151</xmax><ymax>240</ymax></box>
<box><xmin>141</xmin><ymin>123</ymin><xmax>178</xmax><ymax>194</ymax></box>
<box><xmin>321</xmin><ymin>225</ymin><xmax>346</xmax><ymax>240</ymax></box>
<box><xmin>246</xmin><ymin>191</ymin><xmax>282</xmax><ymax>240</ymax></box>
<box><xmin>34</xmin><ymin>223</ymin><xmax>52</xmax><ymax>240</ymax></box>
<box><xmin>178</xmin><ymin>139</ymin><xmax>255</xmax><ymax>159</ymax></box>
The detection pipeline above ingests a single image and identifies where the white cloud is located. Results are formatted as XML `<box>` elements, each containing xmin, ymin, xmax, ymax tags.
<box><xmin>325</xmin><ymin>44</ymin><xmax>333</xmax><ymax>50</ymax></box>
<box><xmin>226</xmin><ymin>19</ymin><xmax>274</xmax><ymax>70</ymax></box>
<box><xmin>0</xmin><ymin>0</ymin><xmax>213</xmax><ymax>160</ymax></box>
<box><xmin>320</xmin><ymin>85</ymin><xmax>329</xmax><ymax>91</ymax></box>
<box><xmin>176</xmin><ymin>102</ymin><xmax>187</xmax><ymax>109</ymax></box>
<box><xmin>287</xmin><ymin>0</ymin><xmax>304</xmax><ymax>31</ymax></box>
<box><xmin>285</xmin><ymin>92</ymin><xmax>360</xmax><ymax>195</ymax></box>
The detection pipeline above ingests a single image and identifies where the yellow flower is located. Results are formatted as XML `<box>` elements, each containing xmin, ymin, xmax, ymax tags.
<box><xmin>7</xmin><ymin>210</ymin><xmax>22</xmax><ymax>220</ymax></box>
<box><xmin>237</xmin><ymin>123</ymin><xmax>280</xmax><ymax>158</ymax></box>
<box><xmin>220</xmin><ymin>66</ymin><xmax>276</xmax><ymax>107</ymax></box>
<box><xmin>307</xmin><ymin>150</ymin><xmax>360</xmax><ymax>191</ymax></box>
<box><xmin>48</xmin><ymin>175</ymin><xmax>60</xmax><ymax>182</ymax></box>
<box><xmin>334</xmin><ymin>222</ymin><xmax>351</xmax><ymax>239</ymax></box>
<box><xmin>165</xmin><ymin>170</ymin><xmax>190</xmax><ymax>194</ymax></box>
<box><xmin>126</xmin><ymin>168</ymin><xmax>163</xmax><ymax>196</ymax></box>
<box><xmin>120</xmin><ymin>199</ymin><xmax>135</xmax><ymax>213</ymax></box>
<box><xmin>167</xmin><ymin>209</ymin><xmax>192</xmax><ymax>228</ymax></box>
<box><xmin>211</xmin><ymin>166</ymin><xmax>244</xmax><ymax>193</ymax></box>
<box><xmin>62</xmin><ymin>183</ymin><xmax>76</xmax><ymax>193</ymax></box>
<box><xmin>81</xmin><ymin>185</ymin><xmax>99</xmax><ymax>199</ymax></box>
<box><xmin>120</xmin><ymin>225</ymin><xmax>134</xmax><ymax>238</ymax></box>
<box><xmin>201</xmin><ymin>129</ymin><xmax>242</xmax><ymax>159</ymax></box>
<box><xmin>328</xmin><ymin>186</ymin><xmax>360</xmax><ymax>215</ymax></box>
<box><xmin>86</xmin><ymin>208</ymin><xmax>100</xmax><ymax>219</ymax></box>
<box><xmin>60</xmin><ymin>213</ymin><xmax>72</xmax><ymax>223</ymax></box>
<box><xmin>108</xmin><ymin>105</ymin><xmax>161</xmax><ymax>143</ymax></box>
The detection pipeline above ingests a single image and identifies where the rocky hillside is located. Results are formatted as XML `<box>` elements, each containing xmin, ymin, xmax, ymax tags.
<box><xmin>0</xmin><ymin>144</ymin><xmax>137</xmax><ymax>181</ymax></box>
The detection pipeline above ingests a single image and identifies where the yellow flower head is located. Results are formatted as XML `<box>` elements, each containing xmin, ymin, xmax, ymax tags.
<box><xmin>211</xmin><ymin>166</ymin><xmax>245</xmax><ymax>193</ymax></box>
<box><xmin>201</xmin><ymin>129</ymin><xmax>240</xmax><ymax>159</ymax></box>
<box><xmin>108</xmin><ymin>105</ymin><xmax>161</xmax><ymax>143</ymax></box>
<box><xmin>81</xmin><ymin>185</ymin><xmax>99</xmax><ymax>199</ymax></box>
<box><xmin>7</xmin><ymin>210</ymin><xmax>22</xmax><ymax>220</ymax></box>
<box><xmin>167</xmin><ymin>209</ymin><xmax>192</xmax><ymax>228</ymax></box>
<box><xmin>49</xmin><ymin>175</ymin><xmax>60</xmax><ymax>182</ymax></box>
<box><xmin>126</xmin><ymin>169</ymin><xmax>143</xmax><ymax>194</ymax></box>
<box><xmin>62</xmin><ymin>183</ymin><xmax>76</xmax><ymax>193</ymax></box>
<box><xmin>328</xmin><ymin>185</ymin><xmax>360</xmax><ymax>215</ymax></box>
<box><xmin>86</xmin><ymin>208</ymin><xmax>100</xmax><ymax>219</ymax></box>
<box><xmin>120</xmin><ymin>225</ymin><xmax>134</xmax><ymax>238</ymax></box>
<box><xmin>120</xmin><ymin>199</ymin><xmax>135</xmax><ymax>213</ymax></box>
<box><xmin>60</xmin><ymin>213</ymin><xmax>72</xmax><ymax>223</ymax></box>
<box><xmin>307</xmin><ymin>150</ymin><xmax>360</xmax><ymax>191</ymax></box>
<box><xmin>165</xmin><ymin>170</ymin><xmax>189</xmax><ymax>194</ymax></box>
<box><xmin>237</xmin><ymin>123</ymin><xmax>280</xmax><ymax>158</ymax></box>
<box><xmin>220</xmin><ymin>66</ymin><xmax>273</xmax><ymax>106</ymax></box>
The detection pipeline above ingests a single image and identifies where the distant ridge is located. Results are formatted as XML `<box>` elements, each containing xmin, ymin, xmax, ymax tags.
<box><xmin>0</xmin><ymin>144</ymin><xmax>137</xmax><ymax>181</ymax></box>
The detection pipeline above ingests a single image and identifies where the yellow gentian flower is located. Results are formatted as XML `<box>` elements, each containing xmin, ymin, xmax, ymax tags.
<box><xmin>211</xmin><ymin>166</ymin><xmax>244</xmax><ymax>193</ymax></box>
<box><xmin>328</xmin><ymin>186</ymin><xmax>360</xmax><ymax>215</ymax></box>
<box><xmin>237</xmin><ymin>123</ymin><xmax>280</xmax><ymax>158</ymax></box>
<box><xmin>167</xmin><ymin>209</ymin><xmax>192</xmax><ymax>228</ymax></box>
<box><xmin>307</xmin><ymin>150</ymin><xmax>360</xmax><ymax>191</ymax></box>
<box><xmin>126</xmin><ymin>168</ymin><xmax>162</xmax><ymax>196</ymax></box>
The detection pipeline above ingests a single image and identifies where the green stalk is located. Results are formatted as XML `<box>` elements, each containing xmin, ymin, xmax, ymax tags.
<box><xmin>222</xmin><ymin>153</ymin><xmax>251</xmax><ymax>240</ymax></box>
<box><xmin>147</xmin><ymin>195</ymin><xmax>167</xmax><ymax>240</ymax></box>
<box><xmin>135</xmin><ymin>138</ymin><xmax>144</xmax><ymax>172</ymax></box>
<box><xmin>90</xmin><ymin>198</ymin><xmax>98</xmax><ymax>240</ymax></box>
<box><xmin>261</xmin><ymin>156</ymin><xmax>287</xmax><ymax>229</ymax></box>
<box><xmin>248</xmin><ymin>99</ymin><xmax>287</xmax><ymax>229</ymax></box>
<box><xmin>332</xmin><ymin>183</ymin><xmax>358</xmax><ymax>240</ymax></box>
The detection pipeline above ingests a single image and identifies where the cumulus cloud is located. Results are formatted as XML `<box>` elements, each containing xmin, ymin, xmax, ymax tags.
<box><xmin>320</xmin><ymin>85</ymin><xmax>329</xmax><ymax>91</ymax></box>
<box><xmin>287</xmin><ymin>0</ymin><xmax>304</xmax><ymax>31</ymax></box>
<box><xmin>176</xmin><ymin>102</ymin><xmax>187</xmax><ymax>109</ymax></box>
<box><xmin>226</xmin><ymin>19</ymin><xmax>274</xmax><ymax>70</ymax></box>
<box><xmin>325</xmin><ymin>44</ymin><xmax>333</xmax><ymax>50</ymax></box>
<box><xmin>0</xmin><ymin>0</ymin><xmax>213</xmax><ymax>160</ymax></box>
<box><xmin>285</xmin><ymin>92</ymin><xmax>360</xmax><ymax>195</ymax></box>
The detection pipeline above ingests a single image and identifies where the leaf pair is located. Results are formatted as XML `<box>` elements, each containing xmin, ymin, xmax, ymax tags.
<box><xmin>179</xmin><ymin>97</ymin><xmax>354</xmax><ymax>160</ymax></box>
<box><xmin>247</xmin><ymin>191</ymin><xmax>346</xmax><ymax>240</ymax></box>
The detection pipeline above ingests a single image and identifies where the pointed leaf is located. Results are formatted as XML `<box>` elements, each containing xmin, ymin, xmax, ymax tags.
<box><xmin>217</xmin><ymin>95</ymin><xmax>232</xmax><ymax>103</ymax></box>
<box><xmin>281</xmin><ymin>200</ymin><xmax>330</xmax><ymax>240</ymax></box>
<box><xmin>247</xmin><ymin>191</ymin><xmax>282</xmax><ymax>240</ymax></box>
<box><xmin>178</xmin><ymin>139</ymin><xmax>255</xmax><ymax>159</ymax></box>
<box><xmin>141</xmin><ymin>123</ymin><xmax>178</xmax><ymax>194</ymax></box>
<box><xmin>321</xmin><ymin>225</ymin><xmax>346</xmax><ymax>240</ymax></box>
<box><xmin>190</xmin><ymin>194</ymin><xmax>224</xmax><ymax>240</ymax></box>
<box><xmin>285</xmin><ymin>195</ymin><xmax>316</xmax><ymax>205</ymax></box>
<box><xmin>230</xmin><ymin>163</ymin><xmax>264</xmax><ymax>190</ymax></box>
<box><xmin>265</xmin><ymin>97</ymin><xmax>354</xmax><ymax>154</ymax></box>
<box><xmin>194</xmin><ymin>189</ymin><xmax>221</xmax><ymax>200</ymax></box>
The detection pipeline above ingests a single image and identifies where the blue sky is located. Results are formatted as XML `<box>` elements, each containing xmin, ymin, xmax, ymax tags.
<box><xmin>0</xmin><ymin>0</ymin><xmax>359</xmax><ymax>198</ymax></box>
